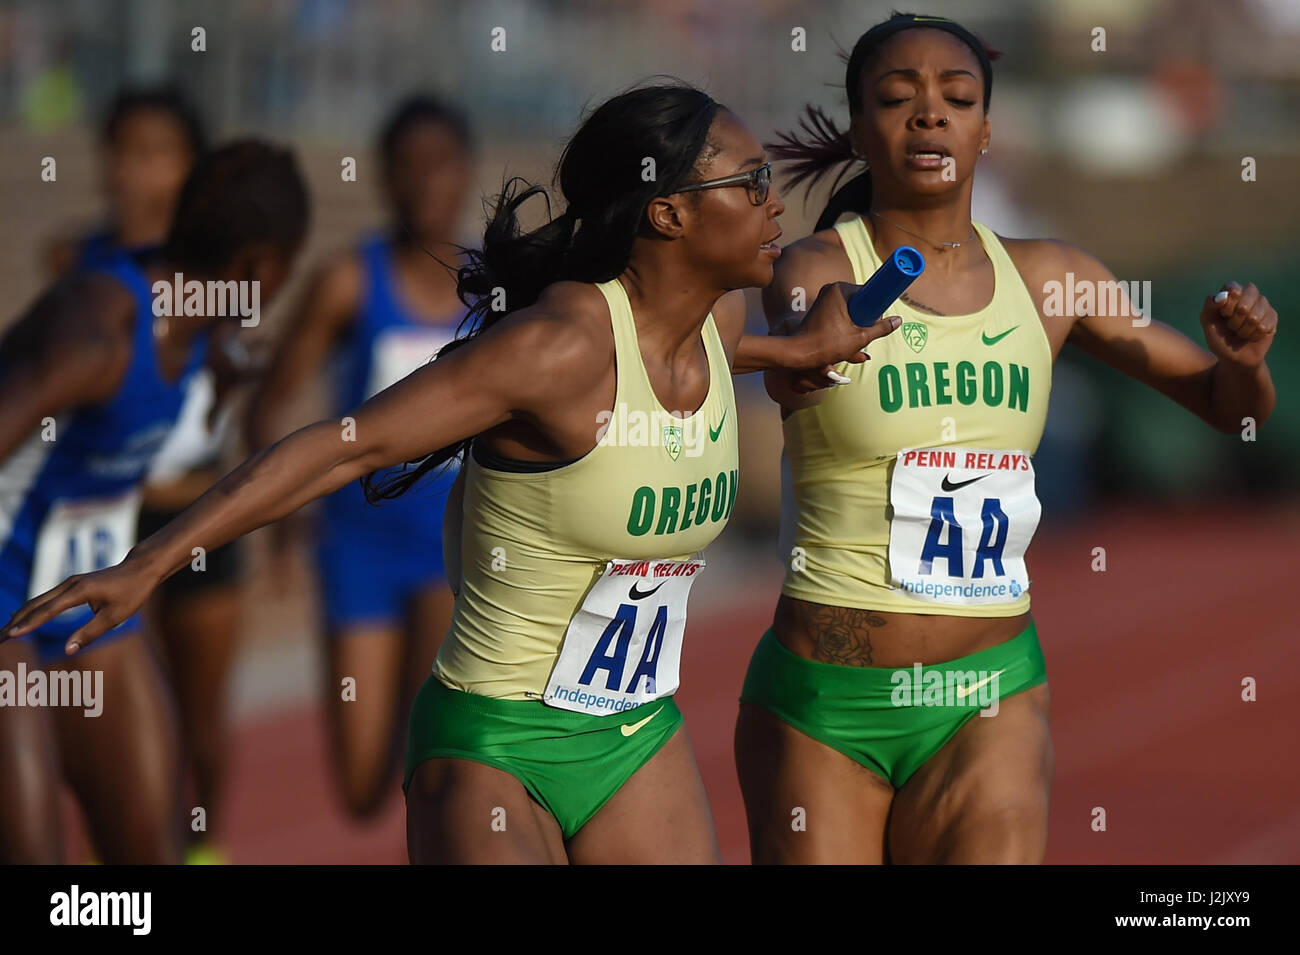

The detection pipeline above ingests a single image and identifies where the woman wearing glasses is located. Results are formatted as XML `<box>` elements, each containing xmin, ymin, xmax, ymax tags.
<box><xmin>7</xmin><ymin>83</ymin><xmax>896</xmax><ymax>864</ymax></box>
<box><xmin>735</xmin><ymin>13</ymin><xmax>1278</xmax><ymax>864</ymax></box>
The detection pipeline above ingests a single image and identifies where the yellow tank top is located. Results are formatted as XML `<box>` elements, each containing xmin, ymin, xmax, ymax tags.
<box><xmin>435</xmin><ymin>277</ymin><xmax>740</xmax><ymax>698</ymax></box>
<box><xmin>781</xmin><ymin>217</ymin><xmax>1052</xmax><ymax>617</ymax></box>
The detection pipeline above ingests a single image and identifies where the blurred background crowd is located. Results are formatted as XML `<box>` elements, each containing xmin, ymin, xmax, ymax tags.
<box><xmin>3</xmin><ymin>0</ymin><xmax>1298</xmax><ymax>513</ymax></box>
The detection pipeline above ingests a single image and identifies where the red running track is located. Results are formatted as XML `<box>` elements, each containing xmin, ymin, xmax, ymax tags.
<box><xmin>60</xmin><ymin>504</ymin><xmax>1300</xmax><ymax>863</ymax></box>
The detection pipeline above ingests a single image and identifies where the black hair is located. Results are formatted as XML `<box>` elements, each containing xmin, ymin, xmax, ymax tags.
<box><xmin>162</xmin><ymin>139</ymin><xmax>310</xmax><ymax>275</ymax></box>
<box><xmin>363</xmin><ymin>80</ymin><xmax>722</xmax><ymax>502</ymax></box>
<box><xmin>379</xmin><ymin>94</ymin><xmax>474</xmax><ymax>168</ymax></box>
<box><xmin>767</xmin><ymin>11</ymin><xmax>1000</xmax><ymax>231</ymax></box>
<box><xmin>101</xmin><ymin>85</ymin><xmax>207</xmax><ymax>158</ymax></box>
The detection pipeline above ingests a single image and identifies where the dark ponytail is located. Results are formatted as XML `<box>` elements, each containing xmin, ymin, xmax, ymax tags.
<box><xmin>766</xmin><ymin>104</ymin><xmax>873</xmax><ymax>232</ymax></box>
<box><xmin>767</xmin><ymin>11</ymin><xmax>999</xmax><ymax>231</ymax></box>
<box><xmin>364</xmin><ymin>81</ymin><xmax>722</xmax><ymax>502</ymax></box>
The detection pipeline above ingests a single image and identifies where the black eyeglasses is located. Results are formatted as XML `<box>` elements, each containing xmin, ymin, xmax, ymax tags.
<box><xmin>673</xmin><ymin>162</ymin><xmax>772</xmax><ymax>205</ymax></box>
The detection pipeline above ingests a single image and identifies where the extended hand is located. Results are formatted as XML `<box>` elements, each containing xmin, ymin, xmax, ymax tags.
<box><xmin>3</xmin><ymin>558</ymin><xmax>160</xmax><ymax>655</ymax></box>
<box><xmin>789</xmin><ymin>282</ymin><xmax>901</xmax><ymax>393</ymax></box>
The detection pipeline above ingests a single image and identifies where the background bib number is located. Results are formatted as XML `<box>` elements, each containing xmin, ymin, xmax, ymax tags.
<box><xmin>29</xmin><ymin>490</ymin><xmax>143</xmax><ymax>602</ymax></box>
<box><xmin>887</xmin><ymin>448</ymin><xmax>1039</xmax><ymax>606</ymax></box>
<box><xmin>544</xmin><ymin>556</ymin><xmax>704</xmax><ymax>716</ymax></box>
<box><xmin>365</xmin><ymin>327</ymin><xmax>455</xmax><ymax>399</ymax></box>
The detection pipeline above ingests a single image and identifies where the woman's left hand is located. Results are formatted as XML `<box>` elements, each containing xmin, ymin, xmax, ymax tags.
<box><xmin>1201</xmin><ymin>281</ymin><xmax>1278</xmax><ymax>369</ymax></box>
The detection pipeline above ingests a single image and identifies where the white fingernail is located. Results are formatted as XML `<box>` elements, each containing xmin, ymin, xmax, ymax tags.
<box><xmin>1214</xmin><ymin>291</ymin><xmax>1229</xmax><ymax>303</ymax></box>
<box><xmin>828</xmin><ymin>371</ymin><xmax>852</xmax><ymax>385</ymax></box>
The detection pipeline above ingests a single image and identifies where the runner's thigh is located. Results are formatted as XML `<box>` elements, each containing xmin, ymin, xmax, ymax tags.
<box><xmin>888</xmin><ymin>683</ymin><xmax>1052</xmax><ymax>864</ymax></box>
<box><xmin>0</xmin><ymin>639</ymin><xmax>62</xmax><ymax>863</ymax></box>
<box><xmin>735</xmin><ymin>702</ymin><xmax>894</xmax><ymax>864</ymax></box>
<box><xmin>406</xmin><ymin>757</ymin><xmax>568</xmax><ymax>864</ymax></box>
<box><xmin>568</xmin><ymin>724</ymin><xmax>720</xmax><ymax>865</ymax></box>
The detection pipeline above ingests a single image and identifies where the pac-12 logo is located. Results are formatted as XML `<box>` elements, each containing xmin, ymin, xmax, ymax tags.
<box><xmin>901</xmin><ymin>321</ymin><xmax>928</xmax><ymax>353</ymax></box>
<box><xmin>662</xmin><ymin>425</ymin><xmax>683</xmax><ymax>461</ymax></box>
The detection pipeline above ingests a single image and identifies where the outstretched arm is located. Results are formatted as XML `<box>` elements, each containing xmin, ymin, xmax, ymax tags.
<box><xmin>710</xmin><ymin>280</ymin><xmax>898</xmax><ymax>381</ymax></box>
<box><xmin>1061</xmin><ymin>245</ymin><xmax>1277</xmax><ymax>434</ymax></box>
<box><xmin>4</xmin><ymin>297</ymin><xmax>591</xmax><ymax>652</ymax></box>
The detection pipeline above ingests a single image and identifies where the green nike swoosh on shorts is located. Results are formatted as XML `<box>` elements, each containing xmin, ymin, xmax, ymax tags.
<box><xmin>739</xmin><ymin>621</ymin><xmax>1046</xmax><ymax>789</ymax></box>
<box><xmin>404</xmin><ymin>678</ymin><xmax>683</xmax><ymax>839</ymax></box>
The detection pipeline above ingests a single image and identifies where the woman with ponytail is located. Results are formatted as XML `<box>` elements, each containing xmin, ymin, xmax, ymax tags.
<box><xmin>7</xmin><ymin>82</ymin><xmax>892</xmax><ymax>864</ymax></box>
<box><xmin>736</xmin><ymin>12</ymin><xmax>1279</xmax><ymax>864</ymax></box>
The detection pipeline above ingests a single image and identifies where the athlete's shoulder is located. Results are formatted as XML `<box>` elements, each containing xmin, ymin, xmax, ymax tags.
<box><xmin>43</xmin><ymin>271</ymin><xmax>138</xmax><ymax>341</ymax></box>
<box><xmin>999</xmin><ymin>236</ymin><xmax>1110</xmax><ymax>283</ymax></box>
<box><xmin>529</xmin><ymin>280</ymin><xmax>613</xmax><ymax>340</ymax></box>
<box><xmin>774</xmin><ymin>227</ymin><xmax>848</xmax><ymax>275</ymax></box>
<box><xmin>476</xmin><ymin>280</ymin><xmax>614</xmax><ymax>388</ymax></box>
<box><xmin>764</xmin><ymin>227</ymin><xmax>853</xmax><ymax>322</ymax></box>
<box><xmin>304</xmin><ymin>247</ymin><xmax>365</xmax><ymax>315</ymax></box>
<box><xmin>0</xmin><ymin>272</ymin><xmax>135</xmax><ymax>403</ymax></box>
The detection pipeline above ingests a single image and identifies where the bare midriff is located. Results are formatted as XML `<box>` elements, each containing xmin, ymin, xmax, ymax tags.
<box><xmin>773</xmin><ymin>594</ymin><xmax>1030</xmax><ymax>668</ymax></box>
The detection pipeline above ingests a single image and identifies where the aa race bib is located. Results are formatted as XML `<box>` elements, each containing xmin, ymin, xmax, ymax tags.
<box><xmin>29</xmin><ymin>490</ymin><xmax>143</xmax><ymax>601</ymax></box>
<box><xmin>544</xmin><ymin>556</ymin><xmax>704</xmax><ymax>716</ymax></box>
<box><xmin>365</xmin><ymin>326</ymin><xmax>455</xmax><ymax>398</ymax></box>
<box><xmin>887</xmin><ymin>448</ymin><xmax>1039</xmax><ymax>606</ymax></box>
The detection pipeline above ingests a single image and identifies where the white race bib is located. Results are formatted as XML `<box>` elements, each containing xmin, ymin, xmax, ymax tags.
<box><xmin>365</xmin><ymin>327</ymin><xmax>456</xmax><ymax>398</ymax></box>
<box><xmin>147</xmin><ymin>368</ymin><xmax>225</xmax><ymax>483</ymax></box>
<box><xmin>887</xmin><ymin>448</ymin><xmax>1039</xmax><ymax>606</ymax></box>
<box><xmin>29</xmin><ymin>490</ymin><xmax>143</xmax><ymax>601</ymax></box>
<box><xmin>544</xmin><ymin>556</ymin><xmax>705</xmax><ymax>716</ymax></box>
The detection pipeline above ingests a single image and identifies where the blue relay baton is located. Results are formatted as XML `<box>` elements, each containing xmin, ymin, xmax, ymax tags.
<box><xmin>847</xmin><ymin>246</ymin><xmax>925</xmax><ymax>327</ymax></box>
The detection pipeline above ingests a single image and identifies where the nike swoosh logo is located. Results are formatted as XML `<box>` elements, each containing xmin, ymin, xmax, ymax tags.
<box><xmin>628</xmin><ymin>580</ymin><xmax>667</xmax><ymax>600</ymax></box>
<box><xmin>709</xmin><ymin>409</ymin><xmax>727</xmax><ymax>442</ymax></box>
<box><xmin>621</xmin><ymin>706</ymin><xmax>664</xmax><ymax>736</ymax></box>
<box><xmin>981</xmin><ymin>326</ymin><xmax>1018</xmax><ymax>346</ymax></box>
<box><xmin>940</xmin><ymin>473</ymin><xmax>989</xmax><ymax>492</ymax></box>
<box><xmin>955</xmin><ymin>669</ymin><xmax>1006</xmax><ymax>699</ymax></box>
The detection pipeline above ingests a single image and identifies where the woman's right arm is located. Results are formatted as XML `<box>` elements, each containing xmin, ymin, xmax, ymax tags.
<box><xmin>243</xmin><ymin>254</ymin><xmax>362</xmax><ymax>451</ymax></box>
<box><xmin>4</xmin><ymin>296</ymin><xmax>592</xmax><ymax>651</ymax></box>
<box><xmin>761</xmin><ymin>233</ymin><xmax>876</xmax><ymax>410</ymax></box>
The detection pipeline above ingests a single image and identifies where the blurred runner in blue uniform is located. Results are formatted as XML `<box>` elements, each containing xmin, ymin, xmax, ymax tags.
<box><xmin>44</xmin><ymin>86</ymin><xmax>248</xmax><ymax>864</ymax></box>
<box><xmin>245</xmin><ymin>95</ymin><xmax>472</xmax><ymax>817</ymax></box>
<box><xmin>0</xmin><ymin>141</ymin><xmax>308</xmax><ymax>863</ymax></box>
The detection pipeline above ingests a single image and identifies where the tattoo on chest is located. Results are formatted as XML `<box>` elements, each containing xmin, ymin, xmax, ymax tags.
<box><xmin>900</xmin><ymin>292</ymin><xmax>947</xmax><ymax>316</ymax></box>
<box><xmin>809</xmin><ymin>606</ymin><xmax>887</xmax><ymax>667</ymax></box>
